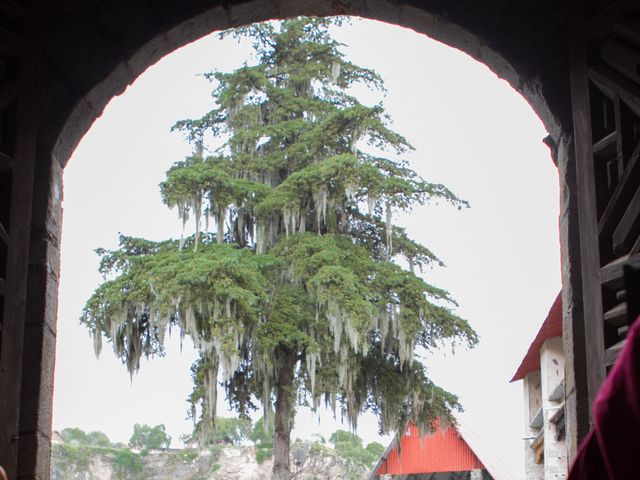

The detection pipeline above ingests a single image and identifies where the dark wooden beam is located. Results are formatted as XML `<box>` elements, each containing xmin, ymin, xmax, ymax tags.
<box><xmin>604</xmin><ymin>302</ymin><xmax>627</xmax><ymax>327</ymax></box>
<box><xmin>598</xmin><ymin>142</ymin><xmax>640</xmax><ymax>235</ymax></box>
<box><xmin>600</xmin><ymin>38</ymin><xmax>640</xmax><ymax>86</ymax></box>
<box><xmin>0</xmin><ymin>0</ymin><xmax>24</xmax><ymax>19</ymax></box>
<box><xmin>0</xmin><ymin>220</ymin><xmax>9</xmax><ymax>246</ymax></box>
<box><xmin>630</xmin><ymin>231</ymin><xmax>640</xmax><ymax>256</ymax></box>
<box><xmin>612</xmin><ymin>16</ymin><xmax>640</xmax><ymax>46</ymax></box>
<box><xmin>605</xmin><ymin>339</ymin><xmax>625</xmax><ymax>366</ymax></box>
<box><xmin>570</xmin><ymin>0</ymin><xmax>607</xmax><ymax>429</ymax></box>
<box><xmin>612</xmin><ymin>182</ymin><xmax>640</xmax><ymax>255</ymax></box>
<box><xmin>592</xmin><ymin>130</ymin><xmax>616</xmax><ymax>154</ymax></box>
<box><xmin>590</xmin><ymin>65</ymin><xmax>640</xmax><ymax>118</ymax></box>
<box><xmin>0</xmin><ymin>152</ymin><xmax>13</xmax><ymax>173</ymax></box>
<box><xmin>0</xmin><ymin>80</ymin><xmax>18</xmax><ymax>111</ymax></box>
<box><xmin>624</xmin><ymin>263</ymin><xmax>640</xmax><ymax>322</ymax></box>
<box><xmin>614</xmin><ymin>96</ymin><xmax>624</xmax><ymax>183</ymax></box>
<box><xmin>585</xmin><ymin>0</ymin><xmax>631</xmax><ymax>41</ymax></box>
<box><xmin>0</xmin><ymin>26</ymin><xmax>20</xmax><ymax>58</ymax></box>
<box><xmin>601</xmin><ymin>251</ymin><xmax>640</xmax><ymax>291</ymax></box>
<box><xmin>0</xmin><ymin>4</ymin><xmax>43</xmax><ymax>476</ymax></box>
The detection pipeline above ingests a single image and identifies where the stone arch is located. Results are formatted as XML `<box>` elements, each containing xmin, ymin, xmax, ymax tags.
<box><xmin>46</xmin><ymin>0</ymin><xmax>570</xmax><ymax>168</ymax></box>
<box><xmin>12</xmin><ymin>2</ymin><xmax>587</xmax><ymax>479</ymax></box>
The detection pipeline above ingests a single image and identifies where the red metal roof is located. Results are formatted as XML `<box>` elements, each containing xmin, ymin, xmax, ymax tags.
<box><xmin>510</xmin><ymin>291</ymin><xmax>562</xmax><ymax>382</ymax></box>
<box><xmin>376</xmin><ymin>423</ymin><xmax>485</xmax><ymax>476</ymax></box>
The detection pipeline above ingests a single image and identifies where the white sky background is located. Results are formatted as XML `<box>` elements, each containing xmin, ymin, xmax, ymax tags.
<box><xmin>53</xmin><ymin>18</ymin><xmax>561</xmax><ymax>478</ymax></box>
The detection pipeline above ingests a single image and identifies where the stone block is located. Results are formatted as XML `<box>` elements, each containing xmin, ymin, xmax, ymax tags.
<box><xmin>19</xmin><ymin>323</ymin><xmax>56</xmax><ymax>436</ymax></box>
<box><xmin>17</xmin><ymin>431</ymin><xmax>51</xmax><ymax>480</ymax></box>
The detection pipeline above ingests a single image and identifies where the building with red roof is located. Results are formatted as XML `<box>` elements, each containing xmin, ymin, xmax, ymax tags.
<box><xmin>368</xmin><ymin>421</ymin><xmax>511</xmax><ymax>480</ymax></box>
<box><xmin>510</xmin><ymin>292</ymin><xmax>566</xmax><ymax>480</ymax></box>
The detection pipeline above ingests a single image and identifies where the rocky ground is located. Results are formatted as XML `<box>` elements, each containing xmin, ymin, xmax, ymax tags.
<box><xmin>51</xmin><ymin>438</ymin><xmax>369</xmax><ymax>480</ymax></box>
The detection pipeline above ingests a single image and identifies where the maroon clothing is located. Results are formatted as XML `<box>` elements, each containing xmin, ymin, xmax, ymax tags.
<box><xmin>568</xmin><ymin>317</ymin><xmax>640</xmax><ymax>479</ymax></box>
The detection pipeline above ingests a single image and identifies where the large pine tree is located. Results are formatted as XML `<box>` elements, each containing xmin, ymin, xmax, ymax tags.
<box><xmin>82</xmin><ymin>18</ymin><xmax>477</xmax><ymax>480</ymax></box>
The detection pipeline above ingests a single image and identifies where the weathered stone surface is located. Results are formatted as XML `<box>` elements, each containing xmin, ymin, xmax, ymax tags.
<box><xmin>17</xmin><ymin>431</ymin><xmax>51</xmax><ymax>480</ymax></box>
<box><xmin>50</xmin><ymin>443</ymin><xmax>367</xmax><ymax>480</ymax></box>
<box><xmin>556</xmin><ymin>135</ymin><xmax>591</xmax><ymax>460</ymax></box>
<box><xmin>45</xmin><ymin>0</ymin><xmax>571</xmax><ymax>167</ymax></box>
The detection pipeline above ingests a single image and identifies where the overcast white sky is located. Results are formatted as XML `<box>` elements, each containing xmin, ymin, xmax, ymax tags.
<box><xmin>52</xmin><ymin>18</ymin><xmax>561</xmax><ymax>478</ymax></box>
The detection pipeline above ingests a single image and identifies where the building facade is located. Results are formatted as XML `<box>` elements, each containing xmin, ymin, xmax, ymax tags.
<box><xmin>512</xmin><ymin>293</ymin><xmax>567</xmax><ymax>480</ymax></box>
<box><xmin>370</xmin><ymin>422</ymin><xmax>511</xmax><ymax>480</ymax></box>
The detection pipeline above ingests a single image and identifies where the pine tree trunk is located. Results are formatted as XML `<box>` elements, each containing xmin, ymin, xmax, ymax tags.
<box><xmin>272</xmin><ymin>347</ymin><xmax>296</xmax><ymax>480</ymax></box>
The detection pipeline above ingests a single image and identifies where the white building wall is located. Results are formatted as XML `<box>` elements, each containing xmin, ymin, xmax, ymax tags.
<box><xmin>540</xmin><ymin>337</ymin><xmax>567</xmax><ymax>479</ymax></box>
<box><xmin>523</xmin><ymin>371</ymin><xmax>544</xmax><ymax>480</ymax></box>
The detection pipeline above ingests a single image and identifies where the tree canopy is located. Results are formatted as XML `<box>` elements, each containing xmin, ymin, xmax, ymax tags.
<box><xmin>329</xmin><ymin>430</ymin><xmax>385</xmax><ymax>468</ymax></box>
<box><xmin>81</xmin><ymin>17</ymin><xmax>477</xmax><ymax>479</ymax></box>
<box><xmin>203</xmin><ymin>416</ymin><xmax>252</xmax><ymax>445</ymax></box>
<box><xmin>60</xmin><ymin>428</ymin><xmax>112</xmax><ymax>448</ymax></box>
<box><xmin>129</xmin><ymin>424</ymin><xmax>171</xmax><ymax>450</ymax></box>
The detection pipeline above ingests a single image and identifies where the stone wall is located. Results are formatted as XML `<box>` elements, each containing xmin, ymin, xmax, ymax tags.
<box><xmin>5</xmin><ymin>2</ymin><xmax>590</xmax><ymax>479</ymax></box>
<box><xmin>50</xmin><ymin>443</ymin><xmax>366</xmax><ymax>480</ymax></box>
<box><xmin>523</xmin><ymin>372</ymin><xmax>545</xmax><ymax>480</ymax></box>
<box><xmin>540</xmin><ymin>338</ymin><xmax>567</xmax><ymax>479</ymax></box>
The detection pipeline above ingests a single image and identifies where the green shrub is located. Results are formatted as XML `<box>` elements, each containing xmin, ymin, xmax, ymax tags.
<box><xmin>59</xmin><ymin>428</ymin><xmax>112</xmax><ymax>448</ymax></box>
<box><xmin>309</xmin><ymin>441</ymin><xmax>327</xmax><ymax>456</ymax></box>
<box><xmin>53</xmin><ymin>444</ymin><xmax>92</xmax><ymax>472</ymax></box>
<box><xmin>60</xmin><ymin>428</ymin><xmax>89</xmax><ymax>446</ymax></box>
<box><xmin>178</xmin><ymin>449</ymin><xmax>199</xmax><ymax>462</ymax></box>
<box><xmin>129</xmin><ymin>423</ymin><xmax>171</xmax><ymax>450</ymax></box>
<box><xmin>209</xmin><ymin>444</ymin><xmax>223</xmax><ymax>459</ymax></box>
<box><xmin>329</xmin><ymin>430</ymin><xmax>384</xmax><ymax>468</ymax></box>
<box><xmin>250</xmin><ymin>416</ymin><xmax>275</xmax><ymax>445</ymax></box>
<box><xmin>53</xmin><ymin>443</ymin><xmax>145</xmax><ymax>480</ymax></box>
<box><xmin>255</xmin><ymin>442</ymin><xmax>273</xmax><ymax>464</ymax></box>
<box><xmin>112</xmin><ymin>448</ymin><xmax>143</xmax><ymax>479</ymax></box>
<box><xmin>86</xmin><ymin>431</ymin><xmax>112</xmax><ymax>447</ymax></box>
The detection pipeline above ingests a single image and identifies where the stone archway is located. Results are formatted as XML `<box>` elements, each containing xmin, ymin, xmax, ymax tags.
<box><xmin>2</xmin><ymin>2</ymin><xmax>590</xmax><ymax>479</ymax></box>
<box><xmin>47</xmin><ymin>0</ymin><xmax>571</xmax><ymax>166</ymax></box>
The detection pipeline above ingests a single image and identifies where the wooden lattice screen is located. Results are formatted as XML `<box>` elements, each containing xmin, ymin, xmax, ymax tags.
<box><xmin>571</xmin><ymin>0</ymin><xmax>640</xmax><ymax>410</ymax></box>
